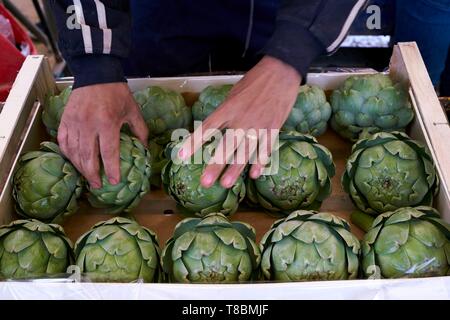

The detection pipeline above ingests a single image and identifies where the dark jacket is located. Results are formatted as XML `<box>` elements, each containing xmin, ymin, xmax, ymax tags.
<box><xmin>51</xmin><ymin>0</ymin><xmax>368</xmax><ymax>88</ymax></box>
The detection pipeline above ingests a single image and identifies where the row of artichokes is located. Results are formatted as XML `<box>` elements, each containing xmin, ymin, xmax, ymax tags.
<box><xmin>44</xmin><ymin>73</ymin><xmax>412</xmax><ymax>145</ymax></box>
<box><xmin>1</xmin><ymin>207</ymin><xmax>448</xmax><ymax>282</ymax></box>
<box><xmin>192</xmin><ymin>73</ymin><xmax>415</xmax><ymax>140</ymax></box>
<box><xmin>160</xmin><ymin>129</ymin><xmax>440</xmax><ymax>220</ymax></box>
<box><xmin>12</xmin><ymin>133</ymin><xmax>152</xmax><ymax>223</ymax></box>
<box><xmin>42</xmin><ymin>73</ymin><xmax>416</xmax><ymax>145</ymax></box>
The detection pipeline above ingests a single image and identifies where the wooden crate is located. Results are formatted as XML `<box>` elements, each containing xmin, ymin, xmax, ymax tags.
<box><xmin>0</xmin><ymin>42</ymin><xmax>448</xmax><ymax>299</ymax></box>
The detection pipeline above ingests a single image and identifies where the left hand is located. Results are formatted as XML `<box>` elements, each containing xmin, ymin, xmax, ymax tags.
<box><xmin>179</xmin><ymin>55</ymin><xmax>301</xmax><ymax>188</ymax></box>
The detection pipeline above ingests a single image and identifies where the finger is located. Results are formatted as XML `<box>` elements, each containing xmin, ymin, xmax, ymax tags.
<box><xmin>127</xmin><ymin>101</ymin><xmax>149</xmax><ymax>146</ymax></box>
<box><xmin>79</xmin><ymin>132</ymin><xmax>101</xmax><ymax>189</ymax></box>
<box><xmin>221</xmin><ymin>132</ymin><xmax>258</xmax><ymax>188</ymax></box>
<box><xmin>250</xmin><ymin>129</ymin><xmax>279</xmax><ymax>179</ymax></box>
<box><xmin>200</xmin><ymin>163</ymin><xmax>226</xmax><ymax>188</ymax></box>
<box><xmin>178</xmin><ymin>115</ymin><xmax>225</xmax><ymax>161</ymax></box>
<box><xmin>200</xmin><ymin>133</ymin><xmax>231</xmax><ymax>188</ymax></box>
<box><xmin>99</xmin><ymin>129</ymin><xmax>121</xmax><ymax>185</ymax></box>
<box><xmin>200</xmin><ymin>130</ymin><xmax>245</xmax><ymax>188</ymax></box>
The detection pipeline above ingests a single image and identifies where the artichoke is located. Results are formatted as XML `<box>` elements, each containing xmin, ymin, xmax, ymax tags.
<box><xmin>75</xmin><ymin>217</ymin><xmax>162</xmax><ymax>282</ymax></box>
<box><xmin>362</xmin><ymin>206</ymin><xmax>449</xmax><ymax>279</ymax></box>
<box><xmin>283</xmin><ymin>85</ymin><xmax>331</xmax><ymax>136</ymax></box>
<box><xmin>161</xmin><ymin>213</ymin><xmax>261</xmax><ymax>283</ymax></box>
<box><xmin>42</xmin><ymin>86</ymin><xmax>72</xmax><ymax>138</ymax></box>
<box><xmin>330</xmin><ymin>73</ymin><xmax>414</xmax><ymax>141</ymax></box>
<box><xmin>247</xmin><ymin>131</ymin><xmax>335</xmax><ymax>215</ymax></box>
<box><xmin>148</xmin><ymin>139</ymin><xmax>169</xmax><ymax>188</ymax></box>
<box><xmin>133</xmin><ymin>86</ymin><xmax>192</xmax><ymax>143</ymax></box>
<box><xmin>13</xmin><ymin>141</ymin><xmax>82</xmax><ymax>223</ymax></box>
<box><xmin>342</xmin><ymin>131</ymin><xmax>439</xmax><ymax>215</ymax></box>
<box><xmin>260</xmin><ymin>210</ymin><xmax>360</xmax><ymax>281</ymax></box>
<box><xmin>87</xmin><ymin>133</ymin><xmax>151</xmax><ymax>214</ymax></box>
<box><xmin>0</xmin><ymin>219</ymin><xmax>73</xmax><ymax>279</ymax></box>
<box><xmin>162</xmin><ymin>141</ymin><xmax>245</xmax><ymax>217</ymax></box>
<box><xmin>192</xmin><ymin>84</ymin><xmax>233</xmax><ymax>121</ymax></box>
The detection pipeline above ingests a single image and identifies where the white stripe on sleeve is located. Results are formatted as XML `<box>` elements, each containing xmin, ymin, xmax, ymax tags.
<box><xmin>94</xmin><ymin>0</ymin><xmax>112</xmax><ymax>54</ymax></box>
<box><xmin>73</xmin><ymin>0</ymin><xmax>93</xmax><ymax>54</ymax></box>
<box><xmin>326</xmin><ymin>0</ymin><xmax>367</xmax><ymax>53</ymax></box>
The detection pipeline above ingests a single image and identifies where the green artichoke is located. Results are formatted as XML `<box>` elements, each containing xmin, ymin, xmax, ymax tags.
<box><xmin>75</xmin><ymin>217</ymin><xmax>162</xmax><ymax>282</ymax></box>
<box><xmin>42</xmin><ymin>87</ymin><xmax>72</xmax><ymax>138</ymax></box>
<box><xmin>148</xmin><ymin>139</ymin><xmax>169</xmax><ymax>188</ymax></box>
<box><xmin>342</xmin><ymin>131</ymin><xmax>439</xmax><ymax>215</ymax></box>
<box><xmin>0</xmin><ymin>219</ymin><xmax>73</xmax><ymax>279</ymax></box>
<box><xmin>161</xmin><ymin>213</ymin><xmax>261</xmax><ymax>283</ymax></box>
<box><xmin>87</xmin><ymin>133</ymin><xmax>151</xmax><ymax>214</ymax></box>
<box><xmin>192</xmin><ymin>84</ymin><xmax>233</xmax><ymax>121</ymax></box>
<box><xmin>260</xmin><ymin>210</ymin><xmax>360</xmax><ymax>281</ymax></box>
<box><xmin>133</xmin><ymin>86</ymin><xmax>192</xmax><ymax>143</ymax></box>
<box><xmin>283</xmin><ymin>85</ymin><xmax>332</xmax><ymax>136</ymax></box>
<box><xmin>362</xmin><ymin>206</ymin><xmax>449</xmax><ymax>279</ymax></box>
<box><xmin>162</xmin><ymin>141</ymin><xmax>245</xmax><ymax>217</ymax></box>
<box><xmin>330</xmin><ymin>73</ymin><xmax>414</xmax><ymax>141</ymax></box>
<box><xmin>247</xmin><ymin>131</ymin><xmax>335</xmax><ymax>215</ymax></box>
<box><xmin>13</xmin><ymin>141</ymin><xmax>82</xmax><ymax>223</ymax></box>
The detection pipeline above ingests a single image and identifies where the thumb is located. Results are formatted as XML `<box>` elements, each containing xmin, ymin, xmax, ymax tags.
<box><xmin>127</xmin><ymin>101</ymin><xmax>149</xmax><ymax>146</ymax></box>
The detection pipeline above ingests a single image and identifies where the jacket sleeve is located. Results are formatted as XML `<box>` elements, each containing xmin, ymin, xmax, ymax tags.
<box><xmin>263</xmin><ymin>0</ymin><xmax>368</xmax><ymax>79</ymax></box>
<box><xmin>50</xmin><ymin>0</ymin><xmax>131</xmax><ymax>88</ymax></box>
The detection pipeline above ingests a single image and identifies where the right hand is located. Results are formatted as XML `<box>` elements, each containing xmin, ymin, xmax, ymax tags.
<box><xmin>58</xmin><ymin>83</ymin><xmax>148</xmax><ymax>189</ymax></box>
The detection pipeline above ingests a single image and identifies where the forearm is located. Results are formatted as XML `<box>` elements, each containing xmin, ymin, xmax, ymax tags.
<box><xmin>50</xmin><ymin>0</ymin><xmax>131</xmax><ymax>88</ymax></box>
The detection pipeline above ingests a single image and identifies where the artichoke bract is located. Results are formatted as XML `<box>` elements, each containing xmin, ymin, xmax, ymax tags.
<box><xmin>162</xmin><ymin>141</ymin><xmax>245</xmax><ymax>217</ymax></box>
<box><xmin>192</xmin><ymin>84</ymin><xmax>233</xmax><ymax>121</ymax></box>
<box><xmin>75</xmin><ymin>217</ymin><xmax>162</xmax><ymax>282</ymax></box>
<box><xmin>0</xmin><ymin>219</ymin><xmax>73</xmax><ymax>279</ymax></box>
<box><xmin>260</xmin><ymin>210</ymin><xmax>360</xmax><ymax>281</ymax></box>
<box><xmin>133</xmin><ymin>86</ymin><xmax>192</xmax><ymax>143</ymax></box>
<box><xmin>162</xmin><ymin>213</ymin><xmax>261</xmax><ymax>283</ymax></box>
<box><xmin>42</xmin><ymin>86</ymin><xmax>72</xmax><ymax>138</ymax></box>
<box><xmin>247</xmin><ymin>131</ymin><xmax>335</xmax><ymax>215</ymax></box>
<box><xmin>283</xmin><ymin>85</ymin><xmax>331</xmax><ymax>137</ymax></box>
<box><xmin>13</xmin><ymin>141</ymin><xmax>82</xmax><ymax>223</ymax></box>
<box><xmin>330</xmin><ymin>73</ymin><xmax>414</xmax><ymax>141</ymax></box>
<box><xmin>148</xmin><ymin>139</ymin><xmax>169</xmax><ymax>188</ymax></box>
<box><xmin>362</xmin><ymin>206</ymin><xmax>449</xmax><ymax>279</ymax></box>
<box><xmin>87</xmin><ymin>133</ymin><xmax>151</xmax><ymax>214</ymax></box>
<box><xmin>342</xmin><ymin>131</ymin><xmax>439</xmax><ymax>215</ymax></box>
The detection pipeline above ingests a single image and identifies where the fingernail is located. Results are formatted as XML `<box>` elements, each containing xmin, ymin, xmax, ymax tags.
<box><xmin>109</xmin><ymin>178</ymin><xmax>119</xmax><ymax>185</ymax></box>
<box><xmin>91</xmin><ymin>182</ymin><xmax>101</xmax><ymax>189</ymax></box>
<box><xmin>221</xmin><ymin>176</ymin><xmax>234</xmax><ymax>188</ymax></box>
<box><xmin>201</xmin><ymin>174</ymin><xmax>214</xmax><ymax>187</ymax></box>
<box><xmin>250</xmin><ymin>167</ymin><xmax>262</xmax><ymax>179</ymax></box>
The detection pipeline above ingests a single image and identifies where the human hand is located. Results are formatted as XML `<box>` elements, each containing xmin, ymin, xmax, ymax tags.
<box><xmin>179</xmin><ymin>56</ymin><xmax>301</xmax><ymax>188</ymax></box>
<box><xmin>57</xmin><ymin>83</ymin><xmax>148</xmax><ymax>189</ymax></box>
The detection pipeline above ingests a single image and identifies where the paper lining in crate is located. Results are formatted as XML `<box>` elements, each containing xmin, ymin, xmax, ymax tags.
<box><xmin>0</xmin><ymin>42</ymin><xmax>449</xmax><ymax>299</ymax></box>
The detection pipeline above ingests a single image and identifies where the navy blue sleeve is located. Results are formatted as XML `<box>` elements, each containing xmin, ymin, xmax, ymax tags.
<box><xmin>263</xmin><ymin>0</ymin><xmax>368</xmax><ymax>79</ymax></box>
<box><xmin>50</xmin><ymin>0</ymin><xmax>131</xmax><ymax>88</ymax></box>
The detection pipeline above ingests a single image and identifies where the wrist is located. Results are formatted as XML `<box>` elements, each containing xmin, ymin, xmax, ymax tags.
<box><xmin>260</xmin><ymin>56</ymin><xmax>302</xmax><ymax>86</ymax></box>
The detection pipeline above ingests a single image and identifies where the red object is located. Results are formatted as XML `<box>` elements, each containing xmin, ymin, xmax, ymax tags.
<box><xmin>0</xmin><ymin>4</ymin><xmax>37</xmax><ymax>102</ymax></box>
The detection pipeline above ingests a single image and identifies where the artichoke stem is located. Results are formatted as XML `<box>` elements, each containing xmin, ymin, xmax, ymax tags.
<box><xmin>350</xmin><ymin>211</ymin><xmax>375</xmax><ymax>232</ymax></box>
